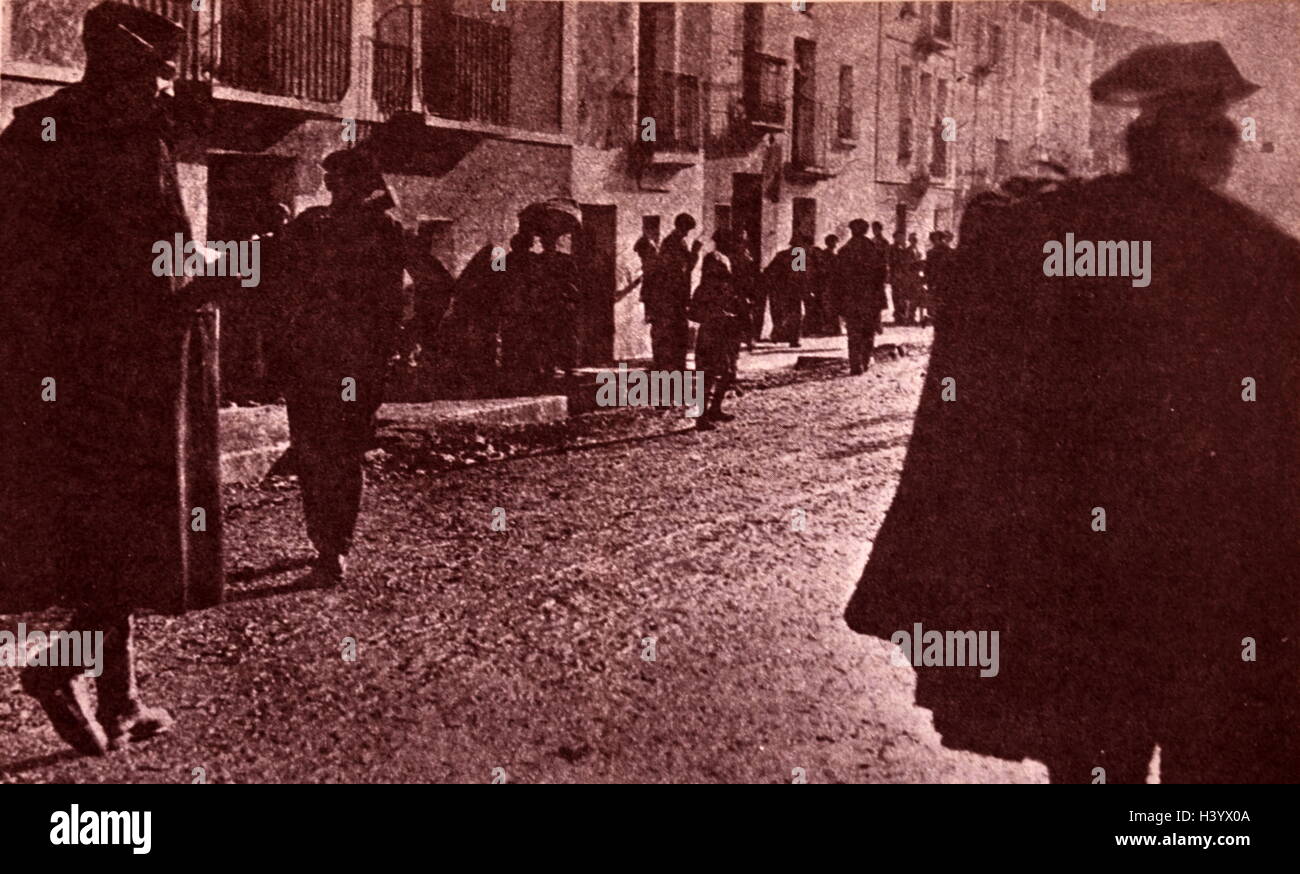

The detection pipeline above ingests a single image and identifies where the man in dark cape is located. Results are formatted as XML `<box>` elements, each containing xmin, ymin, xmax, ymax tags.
<box><xmin>0</xmin><ymin>2</ymin><xmax>222</xmax><ymax>754</ymax></box>
<box><xmin>845</xmin><ymin>42</ymin><xmax>1300</xmax><ymax>782</ymax></box>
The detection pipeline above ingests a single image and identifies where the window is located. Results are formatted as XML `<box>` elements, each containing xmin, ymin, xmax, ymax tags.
<box><xmin>1053</xmin><ymin>21</ymin><xmax>1062</xmax><ymax>69</ymax></box>
<box><xmin>994</xmin><ymin>138</ymin><xmax>1010</xmax><ymax>181</ymax></box>
<box><xmin>918</xmin><ymin>72</ymin><xmax>933</xmax><ymax>168</ymax></box>
<box><xmin>933</xmin><ymin>2</ymin><xmax>954</xmax><ymax>42</ymax></box>
<box><xmin>837</xmin><ymin>65</ymin><xmax>856</xmax><ymax>140</ymax></box>
<box><xmin>793</xmin><ymin>198</ymin><xmax>818</xmax><ymax>245</ymax></box>
<box><xmin>1034</xmin><ymin>16</ymin><xmax>1043</xmax><ymax>61</ymax></box>
<box><xmin>930</xmin><ymin>78</ymin><xmax>949</xmax><ymax>178</ymax></box>
<box><xmin>989</xmin><ymin>24</ymin><xmax>1003</xmax><ymax>65</ymax></box>
<box><xmin>715</xmin><ymin>204</ymin><xmax>732</xmax><ymax>236</ymax></box>
<box><xmin>897</xmin><ymin>63</ymin><xmax>913</xmax><ymax>163</ymax></box>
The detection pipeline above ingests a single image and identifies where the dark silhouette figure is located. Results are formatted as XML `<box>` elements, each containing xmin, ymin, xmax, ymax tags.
<box><xmin>809</xmin><ymin>233</ymin><xmax>841</xmax><ymax>337</ymax></box>
<box><xmin>690</xmin><ymin>229</ymin><xmax>746</xmax><ymax>430</ymax></box>
<box><xmin>495</xmin><ymin>232</ymin><xmax>540</xmax><ymax>391</ymax></box>
<box><xmin>833</xmin><ymin>219</ymin><xmax>888</xmax><ymax>375</ymax></box>
<box><xmin>406</xmin><ymin>224</ymin><xmax>455</xmax><ymax>372</ymax></box>
<box><xmin>646</xmin><ymin>213</ymin><xmax>700</xmax><ymax>372</ymax></box>
<box><xmin>0</xmin><ymin>2</ymin><xmax>220</xmax><ymax>755</ymax></box>
<box><xmin>766</xmin><ymin>234</ymin><xmax>814</xmax><ymax>348</ymax></box>
<box><xmin>889</xmin><ymin>230</ymin><xmax>922</xmax><ymax>325</ymax></box>
<box><xmin>272</xmin><ymin>148</ymin><xmax>405</xmax><ymax>586</ymax></box>
<box><xmin>921</xmin><ymin>230</ymin><xmax>955</xmax><ymax>325</ymax></box>
<box><xmin>729</xmin><ymin>228</ymin><xmax>762</xmax><ymax>352</ymax></box>
<box><xmin>534</xmin><ymin>228</ymin><xmax>581</xmax><ymax>378</ymax></box>
<box><xmin>846</xmin><ymin>41</ymin><xmax>1300</xmax><ymax>783</ymax></box>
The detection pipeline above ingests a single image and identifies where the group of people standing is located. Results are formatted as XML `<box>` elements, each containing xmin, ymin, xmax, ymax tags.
<box><xmin>449</xmin><ymin>217</ymin><xmax>582</xmax><ymax>395</ymax></box>
<box><xmin>635</xmin><ymin>214</ymin><xmax>956</xmax><ymax>400</ymax></box>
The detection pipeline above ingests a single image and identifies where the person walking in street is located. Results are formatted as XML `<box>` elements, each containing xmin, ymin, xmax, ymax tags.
<box><xmin>833</xmin><ymin>219</ymin><xmax>889</xmax><ymax>375</ymax></box>
<box><xmin>690</xmin><ymin>229</ymin><xmax>746</xmax><ymax>430</ymax></box>
<box><xmin>0</xmin><ymin>1</ymin><xmax>223</xmax><ymax>754</ymax></box>
<box><xmin>272</xmin><ymin>148</ymin><xmax>406</xmax><ymax>587</ymax></box>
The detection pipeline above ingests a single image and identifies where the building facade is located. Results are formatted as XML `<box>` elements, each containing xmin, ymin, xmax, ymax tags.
<box><xmin>0</xmin><ymin>0</ymin><xmax>1123</xmax><ymax>371</ymax></box>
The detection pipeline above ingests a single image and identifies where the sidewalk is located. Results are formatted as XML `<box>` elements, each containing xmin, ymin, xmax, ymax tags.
<box><xmin>220</xmin><ymin>396</ymin><xmax>569</xmax><ymax>484</ymax></box>
<box><xmin>219</xmin><ymin>324</ymin><xmax>931</xmax><ymax>483</ymax></box>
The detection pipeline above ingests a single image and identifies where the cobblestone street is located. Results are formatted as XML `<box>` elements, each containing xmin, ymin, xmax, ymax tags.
<box><xmin>3</xmin><ymin>331</ymin><xmax>1039</xmax><ymax>783</ymax></box>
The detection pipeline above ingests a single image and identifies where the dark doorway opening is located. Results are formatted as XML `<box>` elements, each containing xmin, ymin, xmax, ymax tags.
<box><xmin>732</xmin><ymin>172</ymin><xmax>763</xmax><ymax>263</ymax></box>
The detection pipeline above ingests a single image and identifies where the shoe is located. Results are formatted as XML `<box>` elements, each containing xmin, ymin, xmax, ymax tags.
<box><xmin>99</xmin><ymin>700</ymin><xmax>175</xmax><ymax>750</ymax></box>
<box><xmin>20</xmin><ymin>665</ymin><xmax>109</xmax><ymax>756</ymax></box>
<box><xmin>307</xmin><ymin>552</ymin><xmax>347</xmax><ymax>588</ymax></box>
<box><xmin>711</xmin><ymin>410</ymin><xmax>736</xmax><ymax>422</ymax></box>
<box><xmin>695</xmin><ymin>416</ymin><xmax>717</xmax><ymax>431</ymax></box>
<box><xmin>849</xmin><ymin>367</ymin><xmax>863</xmax><ymax>376</ymax></box>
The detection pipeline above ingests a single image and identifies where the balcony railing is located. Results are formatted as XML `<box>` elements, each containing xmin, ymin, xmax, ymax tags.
<box><xmin>639</xmin><ymin>70</ymin><xmax>702</xmax><ymax>153</ymax></box>
<box><xmin>370</xmin><ymin>37</ymin><xmax>412</xmax><ymax>118</ymax></box>
<box><xmin>216</xmin><ymin>0</ymin><xmax>352</xmax><ymax>103</ymax></box>
<box><xmin>743</xmin><ymin>51</ymin><xmax>787</xmax><ymax>128</ymax></box>
<box><xmin>423</xmin><ymin>13</ymin><xmax>511</xmax><ymax>126</ymax></box>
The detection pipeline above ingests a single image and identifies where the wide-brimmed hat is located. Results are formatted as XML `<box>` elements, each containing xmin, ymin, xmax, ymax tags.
<box><xmin>1090</xmin><ymin>41</ymin><xmax>1259</xmax><ymax>114</ymax></box>
<box><xmin>83</xmin><ymin>1</ymin><xmax>184</xmax><ymax>78</ymax></box>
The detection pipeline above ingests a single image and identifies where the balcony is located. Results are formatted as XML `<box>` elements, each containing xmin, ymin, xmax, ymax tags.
<box><xmin>742</xmin><ymin>51</ymin><xmax>787</xmax><ymax>130</ymax></box>
<box><xmin>215</xmin><ymin>0</ymin><xmax>352</xmax><ymax>104</ymax></box>
<box><xmin>638</xmin><ymin>70</ymin><xmax>702</xmax><ymax>162</ymax></box>
<box><xmin>788</xmin><ymin>97</ymin><xmax>834</xmax><ymax>180</ymax></box>
<box><xmin>422</xmin><ymin>13</ymin><xmax>511</xmax><ymax>126</ymax></box>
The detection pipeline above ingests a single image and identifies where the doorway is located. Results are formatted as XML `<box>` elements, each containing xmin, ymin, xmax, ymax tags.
<box><xmin>732</xmin><ymin>172</ymin><xmax>763</xmax><ymax>263</ymax></box>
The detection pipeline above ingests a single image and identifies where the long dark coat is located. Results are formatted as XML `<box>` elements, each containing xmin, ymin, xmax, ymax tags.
<box><xmin>0</xmin><ymin>84</ymin><xmax>223</xmax><ymax>615</ymax></box>
<box><xmin>845</xmin><ymin>173</ymin><xmax>1300</xmax><ymax>772</ymax></box>
<box><xmin>832</xmin><ymin>236</ymin><xmax>888</xmax><ymax>320</ymax></box>
<box><xmin>271</xmin><ymin>201</ymin><xmax>406</xmax><ymax>412</ymax></box>
<box><xmin>765</xmin><ymin>247</ymin><xmax>812</xmax><ymax>342</ymax></box>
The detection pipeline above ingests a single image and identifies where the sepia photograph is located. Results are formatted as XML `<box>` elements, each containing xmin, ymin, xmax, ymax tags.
<box><xmin>0</xmin><ymin>0</ymin><xmax>1296</xmax><ymax>853</ymax></box>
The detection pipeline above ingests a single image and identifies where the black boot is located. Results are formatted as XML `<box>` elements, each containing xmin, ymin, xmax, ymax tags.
<box><xmin>95</xmin><ymin>615</ymin><xmax>174</xmax><ymax>750</ymax></box>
